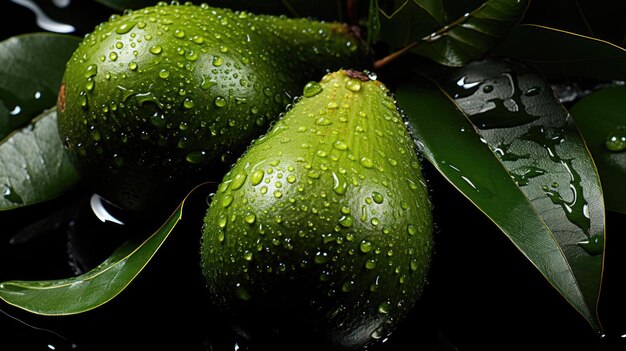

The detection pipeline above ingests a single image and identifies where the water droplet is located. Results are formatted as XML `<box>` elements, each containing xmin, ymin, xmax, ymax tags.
<box><xmin>250</xmin><ymin>170</ymin><xmax>264</xmax><ymax>186</ymax></box>
<box><xmin>370</xmin><ymin>218</ymin><xmax>380</xmax><ymax>226</ymax></box>
<box><xmin>287</xmin><ymin>175</ymin><xmax>296</xmax><ymax>183</ymax></box>
<box><xmin>229</xmin><ymin>172</ymin><xmax>248</xmax><ymax>191</ymax></box>
<box><xmin>84</xmin><ymin>64</ymin><xmax>98</xmax><ymax>78</ymax></box>
<box><xmin>365</xmin><ymin>259</ymin><xmax>376</xmax><ymax>270</ymax></box>
<box><xmin>308</xmin><ymin>171</ymin><xmax>321</xmax><ymax>179</ymax></box>
<box><xmin>243</xmin><ymin>251</ymin><xmax>253</xmax><ymax>261</ymax></box>
<box><xmin>360</xmin><ymin>157</ymin><xmax>374</xmax><ymax>168</ymax></box>
<box><xmin>341</xmin><ymin>280</ymin><xmax>355</xmax><ymax>292</ymax></box>
<box><xmin>85</xmin><ymin>78</ymin><xmax>95</xmax><ymax>91</ymax></box>
<box><xmin>510</xmin><ymin>166</ymin><xmax>547</xmax><ymax>187</ymax></box>
<box><xmin>303</xmin><ymin>81</ymin><xmax>323</xmax><ymax>97</ymax></box>
<box><xmin>274</xmin><ymin>190</ymin><xmax>283</xmax><ymax>198</ymax></box>
<box><xmin>79</xmin><ymin>91</ymin><xmax>88</xmax><ymax>109</ymax></box>
<box><xmin>129</xmin><ymin>62</ymin><xmax>138</xmax><ymax>70</ymax></box>
<box><xmin>3</xmin><ymin>185</ymin><xmax>24</xmax><ymax>204</ymax></box>
<box><xmin>159</xmin><ymin>69</ymin><xmax>170</xmax><ymax>79</ymax></box>
<box><xmin>244</xmin><ymin>213</ymin><xmax>256</xmax><ymax>224</ymax></box>
<box><xmin>222</xmin><ymin>195</ymin><xmax>234</xmax><ymax>208</ymax></box>
<box><xmin>382</xmin><ymin>97</ymin><xmax>396</xmax><ymax>110</ymax></box>
<box><xmin>482</xmin><ymin>85</ymin><xmax>494</xmax><ymax>93</ymax></box>
<box><xmin>327</xmin><ymin>101</ymin><xmax>339</xmax><ymax>109</ymax></box>
<box><xmin>345</xmin><ymin>78</ymin><xmax>361</xmax><ymax>92</ymax></box>
<box><xmin>316</xmin><ymin>117</ymin><xmax>332</xmax><ymax>126</ymax></box>
<box><xmin>183</xmin><ymin>98</ymin><xmax>195</xmax><ymax>109</ymax></box>
<box><xmin>605</xmin><ymin>127</ymin><xmax>626</xmax><ymax>152</ymax></box>
<box><xmin>332</xmin><ymin>171</ymin><xmax>347</xmax><ymax>195</ymax></box>
<box><xmin>333</xmin><ymin>140</ymin><xmax>348</xmax><ymax>151</ymax></box>
<box><xmin>185</xmin><ymin>150</ymin><xmax>208</xmax><ymax>164</ymax></box>
<box><xmin>214</xmin><ymin>96</ymin><xmax>226</xmax><ymax>107</ymax></box>
<box><xmin>372</xmin><ymin>192</ymin><xmax>383</xmax><ymax>204</ymax></box>
<box><xmin>360</xmin><ymin>240</ymin><xmax>373</xmax><ymax>253</ymax></box>
<box><xmin>378</xmin><ymin>301</ymin><xmax>390</xmax><ymax>314</ymax></box>
<box><xmin>174</xmin><ymin>29</ymin><xmax>185</xmax><ymax>38</ymax></box>
<box><xmin>314</xmin><ymin>252</ymin><xmax>330</xmax><ymax>264</ymax></box>
<box><xmin>218</xmin><ymin>215</ymin><xmax>227</xmax><ymax>229</ymax></box>
<box><xmin>338</xmin><ymin>215</ymin><xmax>353</xmax><ymax>228</ymax></box>
<box><xmin>578</xmin><ymin>235</ymin><xmax>603</xmax><ymax>256</ymax></box>
<box><xmin>108</xmin><ymin>52</ymin><xmax>118</xmax><ymax>61</ymax></box>
<box><xmin>407</xmin><ymin>224</ymin><xmax>417</xmax><ymax>236</ymax></box>
<box><xmin>116</xmin><ymin>22</ymin><xmax>136</xmax><ymax>34</ymax></box>
<box><xmin>149</xmin><ymin>45</ymin><xmax>162</xmax><ymax>55</ymax></box>
<box><xmin>260</xmin><ymin>186</ymin><xmax>268</xmax><ymax>194</ymax></box>
<box><xmin>525</xmin><ymin>87</ymin><xmax>541</xmax><ymax>96</ymax></box>
<box><xmin>212</xmin><ymin>56</ymin><xmax>223</xmax><ymax>67</ymax></box>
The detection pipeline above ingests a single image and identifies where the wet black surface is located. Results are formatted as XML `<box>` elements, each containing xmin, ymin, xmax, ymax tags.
<box><xmin>1</xmin><ymin>1</ymin><xmax>626</xmax><ymax>351</ymax></box>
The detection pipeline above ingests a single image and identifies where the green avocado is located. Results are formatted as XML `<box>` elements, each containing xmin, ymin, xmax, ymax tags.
<box><xmin>201</xmin><ymin>70</ymin><xmax>433</xmax><ymax>349</ymax></box>
<box><xmin>57</xmin><ymin>3</ymin><xmax>368</xmax><ymax>212</ymax></box>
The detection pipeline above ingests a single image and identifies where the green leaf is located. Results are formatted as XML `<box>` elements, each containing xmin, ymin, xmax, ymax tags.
<box><xmin>0</xmin><ymin>108</ymin><xmax>80</xmax><ymax>211</ymax></box>
<box><xmin>570</xmin><ymin>87</ymin><xmax>626</xmax><ymax>214</ymax></box>
<box><xmin>0</xmin><ymin>33</ymin><xmax>81</xmax><ymax>141</ymax></box>
<box><xmin>367</xmin><ymin>0</ymin><xmax>381</xmax><ymax>48</ymax></box>
<box><xmin>0</xmin><ymin>184</ymin><xmax>206</xmax><ymax>315</ymax></box>
<box><xmin>397</xmin><ymin>59</ymin><xmax>604</xmax><ymax>332</ymax></box>
<box><xmin>378</xmin><ymin>0</ymin><xmax>529</xmax><ymax>66</ymax></box>
<box><xmin>492</xmin><ymin>24</ymin><xmax>626</xmax><ymax>80</ymax></box>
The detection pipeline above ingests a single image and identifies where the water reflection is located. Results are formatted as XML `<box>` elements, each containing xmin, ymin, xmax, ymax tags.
<box><xmin>10</xmin><ymin>0</ymin><xmax>75</xmax><ymax>33</ymax></box>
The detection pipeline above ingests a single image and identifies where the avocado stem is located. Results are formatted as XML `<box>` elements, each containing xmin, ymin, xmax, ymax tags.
<box><xmin>373</xmin><ymin>41</ymin><xmax>417</xmax><ymax>70</ymax></box>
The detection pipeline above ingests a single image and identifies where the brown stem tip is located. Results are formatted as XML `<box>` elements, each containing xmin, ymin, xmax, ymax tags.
<box><xmin>346</xmin><ymin>69</ymin><xmax>370</xmax><ymax>82</ymax></box>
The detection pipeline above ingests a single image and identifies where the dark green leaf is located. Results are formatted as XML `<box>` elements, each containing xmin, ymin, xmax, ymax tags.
<box><xmin>0</xmin><ymin>108</ymin><xmax>80</xmax><ymax>211</ymax></box>
<box><xmin>570</xmin><ymin>87</ymin><xmax>626</xmax><ymax>214</ymax></box>
<box><xmin>397</xmin><ymin>59</ymin><xmax>604</xmax><ymax>332</ymax></box>
<box><xmin>0</xmin><ymin>33</ymin><xmax>80</xmax><ymax>140</ymax></box>
<box><xmin>378</xmin><ymin>0</ymin><xmax>529</xmax><ymax>66</ymax></box>
<box><xmin>492</xmin><ymin>24</ymin><xmax>626</xmax><ymax>81</ymax></box>
<box><xmin>367</xmin><ymin>0</ymin><xmax>381</xmax><ymax>48</ymax></box>
<box><xmin>0</xmin><ymin>185</ymin><xmax>202</xmax><ymax>315</ymax></box>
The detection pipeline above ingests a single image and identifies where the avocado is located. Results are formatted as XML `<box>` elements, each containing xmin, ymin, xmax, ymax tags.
<box><xmin>57</xmin><ymin>2</ymin><xmax>368</xmax><ymax>213</ymax></box>
<box><xmin>200</xmin><ymin>70</ymin><xmax>433</xmax><ymax>349</ymax></box>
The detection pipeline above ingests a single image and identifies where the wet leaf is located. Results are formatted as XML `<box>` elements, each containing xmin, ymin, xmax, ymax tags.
<box><xmin>0</xmin><ymin>184</ymin><xmax>205</xmax><ymax>315</ymax></box>
<box><xmin>397</xmin><ymin>58</ymin><xmax>604</xmax><ymax>332</ymax></box>
<box><xmin>492</xmin><ymin>24</ymin><xmax>626</xmax><ymax>80</ymax></box>
<box><xmin>570</xmin><ymin>87</ymin><xmax>626</xmax><ymax>214</ymax></box>
<box><xmin>0</xmin><ymin>33</ymin><xmax>80</xmax><ymax>140</ymax></box>
<box><xmin>0</xmin><ymin>108</ymin><xmax>80</xmax><ymax>211</ymax></box>
<box><xmin>378</xmin><ymin>0</ymin><xmax>529</xmax><ymax>66</ymax></box>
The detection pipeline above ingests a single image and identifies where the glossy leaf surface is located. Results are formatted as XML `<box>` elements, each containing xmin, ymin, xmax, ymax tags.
<box><xmin>493</xmin><ymin>24</ymin><xmax>626</xmax><ymax>80</ymax></box>
<box><xmin>0</xmin><ymin>33</ymin><xmax>80</xmax><ymax>140</ymax></box>
<box><xmin>570</xmin><ymin>87</ymin><xmax>626</xmax><ymax>214</ymax></box>
<box><xmin>397</xmin><ymin>59</ymin><xmax>604</xmax><ymax>331</ymax></box>
<box><xmin>378</xmin><ymin>0</ymin><xmax>529</xmax><ymax>66</ymax></box>
<box><xmin>0</xmin><ymin>108</ymin><xmax>79</xmax><ymax>210</ymax></box>
<box><xmin>0</xmin><ymin>187</ymin><xmax>198</xmax><ymax>315</ymax></box>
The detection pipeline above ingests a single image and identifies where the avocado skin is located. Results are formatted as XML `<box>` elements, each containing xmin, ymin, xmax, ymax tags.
<box><xmin>201</xmin><ymin>70</ymin><xmax>433</xmax><ymax>349</ymax></box>
<box><xmin>58</xmin><ymin>3</ymin><xmax>368</xmax><ymax>212</ymax></box>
